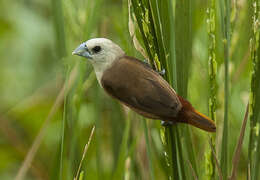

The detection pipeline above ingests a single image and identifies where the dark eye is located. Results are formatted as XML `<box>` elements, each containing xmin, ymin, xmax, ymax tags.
<box><xmin>92</xmin><ymin>46</ymin><xmax>101</xmax><ymax>53</ymax></box>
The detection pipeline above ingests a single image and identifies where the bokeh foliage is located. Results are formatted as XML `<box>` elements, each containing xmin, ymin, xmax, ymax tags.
<box><xmin>0</xmin><ymin>0</ymin><xmax>258</xmax><ymax>180</ymax></box>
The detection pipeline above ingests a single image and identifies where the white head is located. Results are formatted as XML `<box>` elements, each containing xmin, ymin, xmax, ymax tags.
<box><xmin>72</xmin><ymin>38</ymin><xmax>125</xmax><ymax>83</ymax></box>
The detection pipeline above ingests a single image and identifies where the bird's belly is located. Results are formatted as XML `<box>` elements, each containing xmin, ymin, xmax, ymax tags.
<box><xmin>131</xmin><ymin>106</ymin><xmax>160</xmax><ymax>119</ymax></box>
<box><xmin>119</xmin><ymin>100</ymin><xmax>160</xmax><ymax>119</ymax></box>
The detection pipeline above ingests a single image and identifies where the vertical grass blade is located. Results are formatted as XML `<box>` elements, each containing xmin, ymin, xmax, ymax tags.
<box><xmin>129</xmin><ymin>0</ymin><xmax>197</xmax><ymax>179</ymax></box>
<box><xmin>129</xmin><ymin>0</ymin><xmax>177</xmax><ymax>178</ymax></box>
<box><xmin>83</xmin><ymin>0</ymin><xmax>103</xmax><ymax>39</ymax></box>
<box><xmin>175</xmin><ymin>0</ymin><xmax>192</xmax><ymax>97</ymax></box>
<box><xmin>219</xmin><ymin>0</ymin><xmax>231</xmax><ymax>178</ymax></box>
<box><xmin>112</xmin><ymin>112</ymin><xmax>131</xmax><ymax>180</ymax></box>
<box><xmin>142</xmin><ymin>119</ymin><xmax>155</xmax><ymax>180</ymax></box>
<box><xmin>93</xmin><ymin>85</ymin><xmax>105</xmax><ymax>179</ymax></box>
<box><xmin>59</xmin><ymin>67</ymin><xmax>69</xmax><ymax>180</ymax></box>
<box><xmin>206</xmin><ymin>0</ymin><xmax>217</xmax><ymax>178</ymax></box>
<box><xmin>174</xmin><ymin>0</ymin><xmax>199</xmax><ymax>179</ymax></box>
<box><xmin>129</xmin><ymin>0</ymin><xmax>177</xmax><ymax>179</ymax></box>
<box><xmin>52</xmin><ymin>0</ymin><xmax>66</xmax><ymax>58</ymax></box>
<box><xmin>163</xmin><ymin>126</ymin><xmax>178</xmax><ymax>179</ymax></box>
<box><xmin>62</xmin><ymin>0</ymin><xmax>104</xmax><ymax>178</ymax></box>
<box><xmin>249</xmin><ymin>0</ymin><xmax>260</xmax><ymax>179</ymax></box>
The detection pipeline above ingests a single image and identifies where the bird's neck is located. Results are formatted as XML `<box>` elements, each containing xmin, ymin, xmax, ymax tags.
<box><xmin>92</xmin><ymin>54</ymin><xmax>125</xmax><ymax>85</ymax></box>
<box><xmin>92</xmin><ymin>60</ymin><xmax>114</xmax><ymax>85</ymax></box>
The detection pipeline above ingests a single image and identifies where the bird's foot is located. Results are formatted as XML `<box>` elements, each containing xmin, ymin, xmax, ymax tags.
<box><xmin>158</xmin><ymin>69</ymin><xmax>165</xmax><ymax>76</ymax></box>
<box><xmin>143</xmin><ymin>59</ymin><xmax>165</xmax><ymax>76</ymax></box>
<box><xmin>143</xmin><ymin>59</ymin><xmax>150</xmax><ymax>65</ymax></box>
<box><xmin>161</xmin><ymin>120</ymin><xmax>173</xmax><ymax>126</ymax></box>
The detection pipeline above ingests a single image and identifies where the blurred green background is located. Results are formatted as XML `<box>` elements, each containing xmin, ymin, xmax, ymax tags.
<box><xmin>0</xmin><ymin>0</ymin><xmax>254</xmax><ymax>179</ymax></box>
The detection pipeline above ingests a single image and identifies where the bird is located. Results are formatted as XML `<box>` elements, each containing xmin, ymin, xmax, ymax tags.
<box><xmin>72</xmin><ymin>38</ymin><xmax>216</xmax><ymax>132</ymax></box>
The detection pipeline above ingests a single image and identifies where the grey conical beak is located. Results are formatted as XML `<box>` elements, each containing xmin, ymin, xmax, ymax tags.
<box><xmin>72</xmin><ymin>43</ymin><xmax>93</xmax><ymax>59</ymax></box>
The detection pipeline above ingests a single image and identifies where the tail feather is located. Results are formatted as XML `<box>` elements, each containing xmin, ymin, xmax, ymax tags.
<box><xmin>176</xmin><ymin>96</ymin><xmax>216</xmax><ymax>132</ymax></box>
<box><xmin>182</xmin><ymin>109</ymin><xmax>216</xmax><ymax>132</ymax></box>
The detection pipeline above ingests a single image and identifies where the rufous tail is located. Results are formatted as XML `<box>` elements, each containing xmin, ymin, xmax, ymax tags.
<box><xmin>176</xmin><ymin>96</ymin><xmax>216</xmax><ymax>132</ymax></box>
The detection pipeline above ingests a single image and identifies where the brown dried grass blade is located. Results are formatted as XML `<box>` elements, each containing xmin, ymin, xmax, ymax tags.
<box><xmin>229</xmin><ymin>103</ymin><xmax>249</xmax><ymax>180</ymax></box>
<box><xmin>15</xmin><ymin>64</ymin><xmax>78</xmax><ymax>180</ymax></box>
<box><xmin>74</xmin><ymin>126</ymin><xmax>95</xmax><ymax>180</ymax></box>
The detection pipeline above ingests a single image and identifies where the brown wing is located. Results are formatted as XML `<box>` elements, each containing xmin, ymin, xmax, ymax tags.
<box><xmin>101</xmin><ymin>56</ymin><xmax>182</xmax><ymax>120</ymax></box>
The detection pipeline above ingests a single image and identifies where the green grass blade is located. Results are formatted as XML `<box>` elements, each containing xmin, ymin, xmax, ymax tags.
<box><xmin>206</xmin><ymin>0</ymin><xmax>217</xmax><ymax>178</ymax></box>
<box><xmin>51</xmin><ymin>0</ymin><xmax>66</xmax><ymax>58</ymax></box>
<box><xmin>219</xmin><ymin>0</ymin><xmax>231</xmax><ymax>178</ymax></box>
<box><xmin>148</xmin><ymin>0</ymin><xmax>169</xmax><ymax>76</ymax></box>
<box><xmin>163</xmin><ymin>126</ymin><xmax>178</xmax><ymax>179</ymax></box>
<box><xmin>129</xmin><ymin>0</ymin><xmax>198</xmax><ymax>179</ymax></box>
<box><xmin>249</xmin><ymin>0</ymin><xmax>260</xmax><ymax>178</ymax></box>
<box><xmin>83</xmin><ymin>0</ymin><xmax>104</xmax><ymax>39</ymax></box>
<box><xmin>112</xmin><ymin>112</ymin><xmax>131</xmax><ymax>180</ymax></box>
<box><xmin>129</xmin><ymin>0</ymin><xmax>179</xmax><ymax>178</ymax></box>
<box><xmin>175</xmin><ymin>0</ymin><xmax>192</xmax><ymax>97</ymax></box>
<box><xmin>152</xmin><ymin>1</ymin><xmax>196</xmax><ymax>179</ymax></box>
<box><xmin>130</xmin><ymin>0</ymin><xmax>156</xmax><ymax>67</ymax></box>
<box><xmin>59</xmin><ymin>67</ymin><xmax>70</xmax><ymax>180</ymax></box>
<box><xmin>129</xmin><ymin>0</ymin><xmax>197</xmax><ymax>179</ymax></box>
<box><xmin>142</xmin><ymin>119</ymin><xmax>155</xmax><ymax>180</ymax></box>
<box><xmin>174</xmin><ymin>0</ymin><xmax>199</xmax><ymax>178</ymax></box>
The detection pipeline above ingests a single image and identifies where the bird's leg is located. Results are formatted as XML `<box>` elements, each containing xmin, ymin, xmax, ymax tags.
<box><xmin>161</xmin><ymin>120</ymin><xmax>174</xmax><ymax>126</ymax></box>
<box><xmin>143</xmin><ymin>59</ymin><xmax>165</xmax><ymax>76</ymax></box>
<box><xmin>143</xmin><ymin>59</ymin><xmax>150</xmax><ymax>65</ymax></box>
